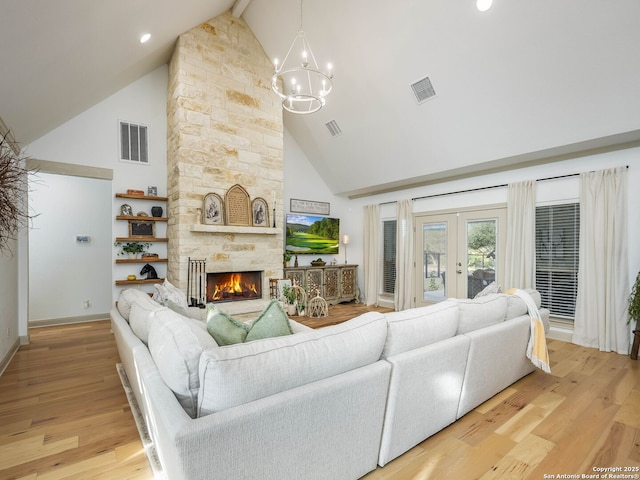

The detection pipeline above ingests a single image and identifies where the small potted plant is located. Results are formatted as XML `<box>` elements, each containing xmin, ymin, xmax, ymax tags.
<box><xmin>114</xmin><ymin>241</ymin><xmax>151</xmax><ymax>259</ymax></box>
<box><xmin>283</xmin><ymin>251</ymin><xmax>292</xmax><ymax>268</ymax></box>
<box><xmin>281</xmin><ymin>284</ymin><xmax>297</xmax><ymax>315</ymax></box>
<box><xmin>628</xmin><ymin>271</ymin><xmax>640</xmax><ymax>360</ymax></box>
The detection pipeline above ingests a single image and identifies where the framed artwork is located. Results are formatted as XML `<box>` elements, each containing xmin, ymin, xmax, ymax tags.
<box><xmin>129</xmin><ymin>221</ymin><xmax>155</xmax><ymax>237</ymax></box>
<box><xmin>290</xmin><ymin>198</ymin><xmax>330</xmax><ymax>215</ymax></box>
<box><xmin>202</xmin><ymin>193</ymin><xmax>224</xmax><ymax>225</ymax></box>
<box><xmin>251</xmin><ymin>197</ymin><xmax>269</xmax><ymax>227</ymax></box>
<box><xmin>120</xmin><ymin>204</ymin><xmax>133</xmax><ymax>216</ymax></box>
<box><xmin>147</xmin><ymin>186</ymin><xmax>158</xmax><ymax>197</ymax></box>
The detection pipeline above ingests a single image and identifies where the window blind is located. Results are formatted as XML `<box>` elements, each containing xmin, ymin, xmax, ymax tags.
<box><xmin>383</xmin><ymin>220</ymin><xmax>397</xmax><ymax>294</ymax></box>
<box><xmin>535</xmin><ymin>203</ymin><xmax>580</xmax><ymax>319</ymax></box>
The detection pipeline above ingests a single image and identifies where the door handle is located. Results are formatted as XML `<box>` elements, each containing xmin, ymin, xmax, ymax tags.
<box><xmin>456</xmin><ymin>269</ymin><xmax>462</xmax><ymax>274</ymax></box>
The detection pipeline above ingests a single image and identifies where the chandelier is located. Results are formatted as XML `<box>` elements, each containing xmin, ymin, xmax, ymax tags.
<box><xmin>271</xmin><ymin>0</ymin><xmax>333</xmax><ymax>114</ymax></box>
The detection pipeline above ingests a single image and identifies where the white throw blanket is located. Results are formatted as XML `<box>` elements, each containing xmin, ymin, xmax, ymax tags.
<box><xmin>507</xmin><ymin>288</ymin><xmax>551</xmax><ymax>373</ymax></box>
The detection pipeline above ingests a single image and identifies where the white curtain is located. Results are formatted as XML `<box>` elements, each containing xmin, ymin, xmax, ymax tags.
<box><xmin>363</xmin><ymin>204</ymin><xmax>380</xmax><ymax>306</ymax></box>
<box><xmin>573</xmin><ymin>166</ymin><xmax>629</xmax><ymax>354</ymax></box>
<box><xmin>504</xmin><ymin>180</ymin><xmax>536</xmax><ymax>290</ymax></box>
<box><xmin>395</xmin><ymin>199</ymin><xmax>414</xmax><ymax>311</ymax></box>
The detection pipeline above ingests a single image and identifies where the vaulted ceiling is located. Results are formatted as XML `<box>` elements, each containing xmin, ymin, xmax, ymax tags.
<box><xmin>2</xmin><ymin>0</ymin><xmax>639</xmax><ymax>197</ymax></box>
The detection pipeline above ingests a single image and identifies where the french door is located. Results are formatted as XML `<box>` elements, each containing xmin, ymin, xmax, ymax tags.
<box><xmin>414</xmin><ymin>207</ymin><xmax>506</xmax><ymax>306</ymax></box>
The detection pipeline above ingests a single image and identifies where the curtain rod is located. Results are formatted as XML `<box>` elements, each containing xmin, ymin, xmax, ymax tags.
<box><xmin>410</xmin><ymin>165</ymin><xmax>629</xmax><ymax>202</ymax></box>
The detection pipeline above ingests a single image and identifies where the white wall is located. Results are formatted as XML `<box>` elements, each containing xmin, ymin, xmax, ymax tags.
<box><xmin>23</xmin><ymin>65</ymin><xmax>168</xmax><ymax>325</ymax></box>
<box><xmin>28</xmin><ymin>173</ymin><xmax>111</xmax><ymax>322</ymax></box>
<box><xmin>0</xmin><ymin>238</ymin><xmax>20</xmax><ymax>370</ymax></box>
<box><xmin>283</xmin><ymin>128</ymin><xmax>357</xmax><ymax>267</ymax></box>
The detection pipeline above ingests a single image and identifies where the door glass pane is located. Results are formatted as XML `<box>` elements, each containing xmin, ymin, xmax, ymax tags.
<box><xmin>423</xmin><ymin>222</ymin><xmax>447</xmax><ymax>302</ymax></box>
<box><xmin>466</xmin><ymin>219</ymin><xmax>497</xmax><ymax>299</ymax></box>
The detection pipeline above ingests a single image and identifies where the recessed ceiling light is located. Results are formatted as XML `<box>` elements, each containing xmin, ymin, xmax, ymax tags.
<box><xmin>139</xmin><ymin>33</ymin><xmax>151</xmax><ymax>44</ymax></box>
<box><xmin>476</xmin><ymin>0</ymin><xmax>493</xmax><ymax>12</ymax></box>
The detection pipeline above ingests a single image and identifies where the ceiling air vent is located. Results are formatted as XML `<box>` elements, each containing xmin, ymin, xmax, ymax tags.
<box><xmin>410</xmin><ymin>76</ymin><xmax>436</xmax><ymax>104</ymax></box>
<box><xmin>325</xmin><ymin>120</ymin><xmax>342</xmax><ymax>137</ymax></box>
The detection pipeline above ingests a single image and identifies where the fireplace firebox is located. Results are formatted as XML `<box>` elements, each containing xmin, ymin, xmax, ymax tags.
<box><xmin>207</xmin><ymin>271</ymin><xmax>262</xmax><ymax>303</ymax></box>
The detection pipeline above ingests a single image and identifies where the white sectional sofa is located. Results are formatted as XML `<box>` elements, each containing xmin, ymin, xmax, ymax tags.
<box><xmin>111</xmin><ymin>288</ymin><xmax>549</xmax><ymax>480</ymax></box>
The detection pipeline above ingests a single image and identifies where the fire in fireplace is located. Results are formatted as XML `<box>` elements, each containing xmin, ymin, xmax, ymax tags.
<box><xmin>207</xmin><ymin>271</ymin><xmax>262</xmax><ymax>303</ymax></box>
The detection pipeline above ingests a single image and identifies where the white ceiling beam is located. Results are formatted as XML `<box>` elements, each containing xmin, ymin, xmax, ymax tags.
<box><xmin>231</xmin><ymin>0</ymin><xmax>251</xmax><ymax>17</ymax></box>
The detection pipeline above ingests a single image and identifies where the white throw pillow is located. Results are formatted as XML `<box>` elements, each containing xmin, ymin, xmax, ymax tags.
<box><xmin>153</xmin><ymin>279</ymin><xmax>189</xmax><ymax>313</ymax></box>
<box><xmin>474</xmin><ymin>281</ymin><xmax>502</xmax><ymax>298</ymax></box>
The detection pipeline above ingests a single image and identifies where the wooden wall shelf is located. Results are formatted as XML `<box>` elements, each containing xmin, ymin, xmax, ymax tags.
<box><xmin>115</xmin><ymin>278</ymin><xmax>165</xmax><ymax>286</ymax></box>
<box><xmin>114</xmin><ymin>192</ymin><xmax>168</xmax><ymax>292</ymax></box>
<box><xmin>115</xmin><ymin>237</ymin><xmax>168</xmax><ymax>243</ymax></box>
<box><xmin>116</xmin><ymin>193</ymin><xmax>168</xmax><ymax>201</ymax></box>
<box><xmin>190</xmin><ymin>225</ymin><xmax>278</xmax><ymax>235</ymax></box>
<box><xmin>115</xmin><ymin>258</ymin><xmax>168</xmax><ymax>264</ymax></box>
<box><xmin>116</xmin><ymin>215</ymin><xmax>168</xmax><ymax>222</ymax></box>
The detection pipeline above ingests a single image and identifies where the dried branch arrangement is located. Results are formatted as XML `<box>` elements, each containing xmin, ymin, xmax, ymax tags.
<box><xmin>0</xmin><ymin>134</ymin><xmax>35</xmax><ymax>254</ymax></box>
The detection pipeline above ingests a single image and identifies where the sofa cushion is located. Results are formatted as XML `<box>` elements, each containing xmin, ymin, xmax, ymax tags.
<box><xmin>128</xmin><ymin>298</ymin><xmax>166</xmax><ymax>344</ymax></box>
<box><xmin>505</xmin><ymin>289</ymin><xmax>542</xmax><ymax>320</ymax></box>
<box><xmin>382</xmin><ymin>300</ymin><xmax>459</xmax><ymax>358</ymax></box>
<box><xmin>244</xmin><ymin>300</ymin><xmax>293</xmax><ymax>342</ymax></box>
<box><xmin>456</xmin><ymin>294</ymin><xmax>508</xmax><ymax>334</ymax></box>
<box><xmin>197</xmin><ymin>311</ymin><xmax>387</xmax><ymax>416</ymax></box>
<box><xmin>148</xmin><ymin>309</ymin><xmax>218</xmax><ymax>418</ymax></box>
<box><xmin>116</xmin><ymin>288</ymin><xmax>157</xmax><ymax>322</ymax></box>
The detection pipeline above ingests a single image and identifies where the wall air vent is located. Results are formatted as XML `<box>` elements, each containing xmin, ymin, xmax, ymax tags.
<box><xmin>410</xmin><ymin>76</ymin><xmax>436</xmax><ymax>104</ymax></box>
<box><xmin>119</xmin><ymin>121</ymin><xmax>148</xmax><ymax>164</ymax></box>
<box><xmin>325</xmin><ymin>120</ymin><xmax>343</xmax><ymax>137</ymax></box>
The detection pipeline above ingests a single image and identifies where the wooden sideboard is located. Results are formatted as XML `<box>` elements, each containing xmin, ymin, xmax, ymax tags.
<box><xmin>284</xmin><ymin>264</ymin><xmax>359</xmax><ymax>305</ymax></box>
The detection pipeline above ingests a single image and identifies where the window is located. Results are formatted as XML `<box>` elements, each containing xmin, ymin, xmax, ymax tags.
<box><xmin>383</xmin><ymin>220</ymin><xmax>397</xmax><ymax>294</ymax></box>
<box><xmin>535</xmin><ymin>203</ymin><xmax>580</xmax><ymax>319</ymax></box>
<box><xmin>120</xmin><ymin>121</ymin><xmax>148</xmax><ymax>164</ymax></box>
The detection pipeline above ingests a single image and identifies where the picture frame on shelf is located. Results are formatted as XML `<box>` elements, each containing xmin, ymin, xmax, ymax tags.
<box><xmin>202</xmin><ymin>192</ymin><xmax>224</xmax><ymax>225</ymax></box>
<box><xmin>129</xmin><ymin>221</ymin><xmax>155</xmax><ymax>237</ymax></box>
<box><xmin>120</xmin><ymin>204</ymin><xmax>133</xmax><ymax>216</ymax></box>
<box><xmin>147</xmin><ymin>186</ymin><xmax>158</xmax><ymax>196</ymax></box>
<box><xmin>251</xmin><ymin>197</ymin><xmax>269</xmax><ymax>227</ymax></box>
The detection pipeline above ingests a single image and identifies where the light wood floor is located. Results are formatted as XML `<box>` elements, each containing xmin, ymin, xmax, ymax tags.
<box><xmin>1</xmin><ymin>306</ymin><xmax>638</xmax><ymax>479</ymax></box>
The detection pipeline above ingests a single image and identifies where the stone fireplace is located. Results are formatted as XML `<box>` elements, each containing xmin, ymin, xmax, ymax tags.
<box><xmin>166</xmin><ymin>11</ymin><xmax>284</xmax><ymax>314</ymax></box>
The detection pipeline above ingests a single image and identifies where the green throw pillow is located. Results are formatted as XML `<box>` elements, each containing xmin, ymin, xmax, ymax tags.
<box><xmin>245</xmin><ymin>300</ymin><xmax>294</xmax><ymax>342</ymax></box>
<box><xmin>206</xmin><ymin>304</ymin><xmax>250</xmax><ymax>346</ymax></box>
<box><xmin>206</xmin><ymin>301</ymin><xmax>293</xmax><ymax>345</ymax></box>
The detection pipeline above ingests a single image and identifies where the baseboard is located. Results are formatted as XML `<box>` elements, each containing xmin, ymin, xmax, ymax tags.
<box><xmin>548</xmin><ymin>325</ymin><xmax>573</xmax><ymax>343</ymax></box>
<box><xmin>0</xmin><ymin>338</ymin><xmax>20</xmax><ymax>376</ymax></box>
<box><xmin>29</xmin><ymin>313</ymin><xmax>109</xmax><ymax>328</ymax></box>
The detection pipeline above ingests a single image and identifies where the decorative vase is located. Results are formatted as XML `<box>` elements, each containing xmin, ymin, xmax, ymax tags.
<box><xmin>151</xmin><ymin>206</ymin><xmax>163</xmax><ymax>217</ymax></box>
<box><xmin>128</xmin><ymin>252</ymin><xmax>137</xmax><ymax>259</ymax></box>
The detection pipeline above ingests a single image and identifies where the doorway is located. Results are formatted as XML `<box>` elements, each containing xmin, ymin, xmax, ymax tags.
<box><xmin>414</xmin><ymin>206</ymin><xmax>506</xmax><ymax>306</ymax></box>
